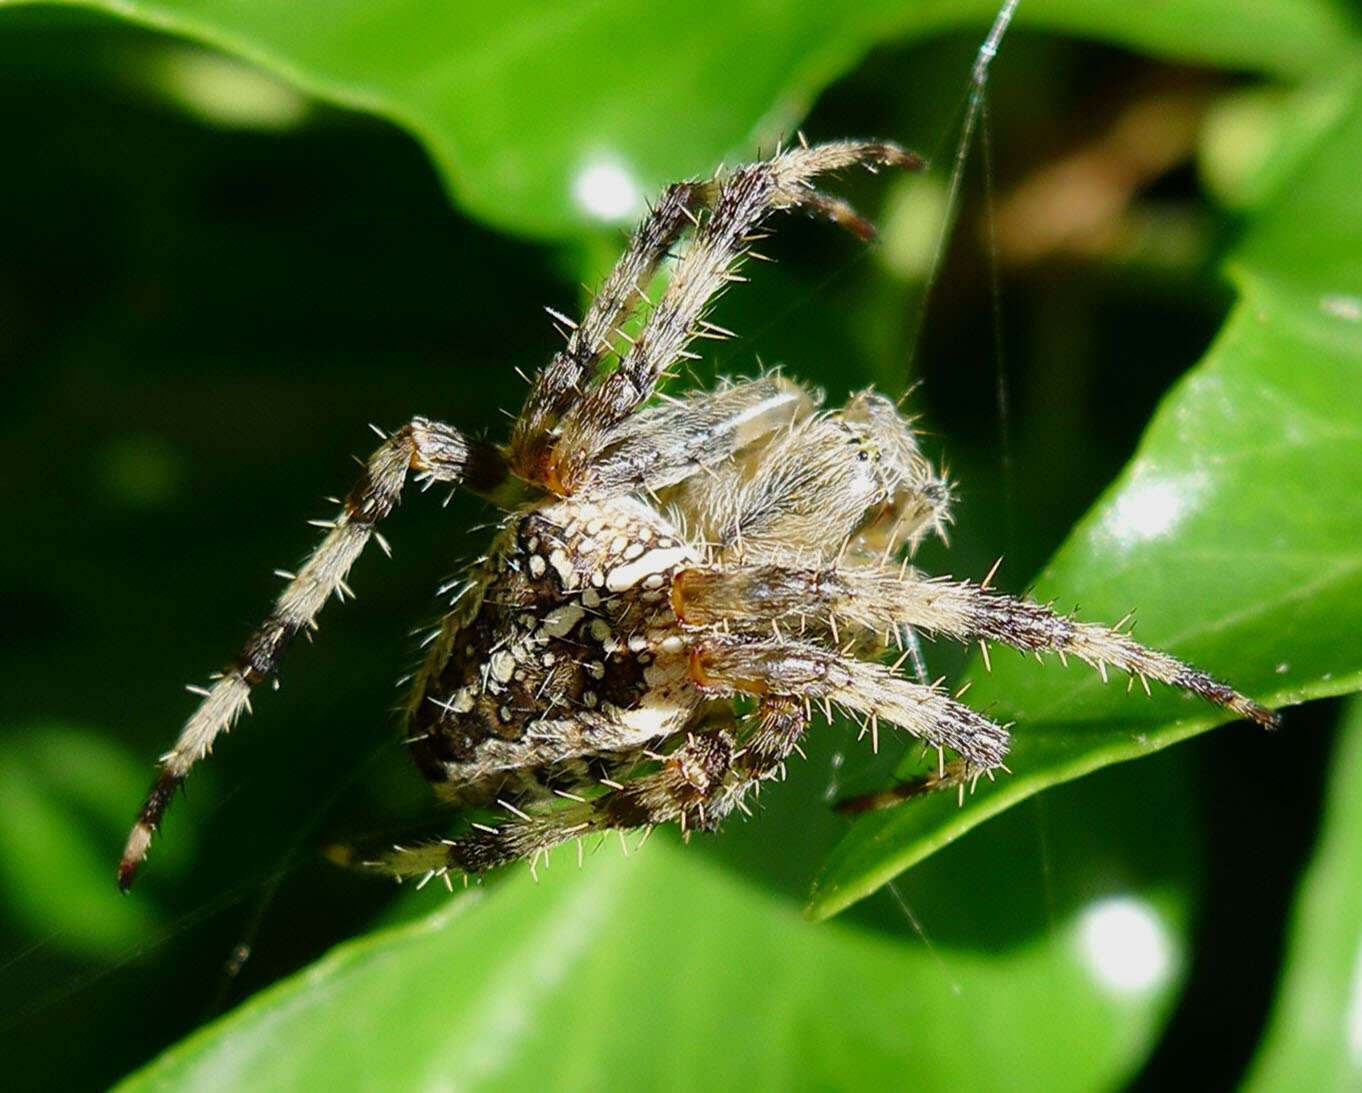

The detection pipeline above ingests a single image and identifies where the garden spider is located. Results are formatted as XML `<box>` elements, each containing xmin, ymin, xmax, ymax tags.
<box><xmin>119</xmin><ymin>138</ymin><xmax>1276</xmax><ymax>891</ymax></box>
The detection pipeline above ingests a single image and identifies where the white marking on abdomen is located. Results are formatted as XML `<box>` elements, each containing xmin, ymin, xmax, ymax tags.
<box><xmin>604</xmin><ymin>547</ymin><xmax>690</xmax><ymax>592</ymax></box>
<box><xmin>539</xmin><ymin>603</ymin><xmax>585</xmax><ymax>638</ymax></box>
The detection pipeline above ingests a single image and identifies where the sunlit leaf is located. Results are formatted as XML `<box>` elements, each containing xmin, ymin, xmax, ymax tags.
<box><xmin>120</xmin><ymin>751</ymin><xmax>1195</xmax><ymax>1093</ymax></box>
<box><xmin>1242</xmin><ymin>698</ymin><xmax>1362</xmax><ymax>1091</ymax></box>
<box><xmin>2</xmin><ymin>0</ymin><xmax>1355</xmax><ymax>238</ymax></box>
<box><xmin>0</xmin><ymin>725</ymin><xmax>181</xmax><ymax>958</ymax></box>
<box><xmin>809</xmin><ymin>79</ymin><xmax>1362</xmax><ymax>920</ymax></box>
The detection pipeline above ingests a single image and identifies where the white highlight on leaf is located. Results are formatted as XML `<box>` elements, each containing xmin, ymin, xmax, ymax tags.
<box><xmin>1344</xmin><ymin>936</ymin><xmax>1362</xmax><ymax>1065</ymax></box>
<box><xmin>572</xmin><ymin>155</ymin><xmax>645</xmax><ymax>223</ymax></box>
<box><xmin>1075</xmin><ymin>895</ymin><xmax>1174</xmax><ymax>996</ymax></box>
<box><xmin>1101</xmin><ymin>472</ymin><xmax>1205</xmax><ymax>545</ymax></box>
<box><xmin>1321</xmin><ymin>294</ymin><xmax>1362</xmax><ymax>322</ymax></box>
<box><xmin>152</xmin><ymin>48</ymin><xmax>309</xmax><ymax>131</ymax></box>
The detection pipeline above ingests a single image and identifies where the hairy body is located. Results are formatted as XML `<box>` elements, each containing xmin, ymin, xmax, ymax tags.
<box><xmin>120</xmin><ymin>139</ymin><xmax>1275</xmax><ymax>891</ymax></box>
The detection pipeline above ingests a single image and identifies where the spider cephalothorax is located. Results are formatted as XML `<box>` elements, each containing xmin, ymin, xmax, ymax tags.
<box><xmin>119</xmin><ymin>139</ymin><xmax>1275</xmax><ymax>890</ymax></box>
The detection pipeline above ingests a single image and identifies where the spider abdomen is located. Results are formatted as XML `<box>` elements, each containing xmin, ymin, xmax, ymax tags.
<box><xmin>406</xmin><ymin>497</ymin><xmax>703</xmax><ymax>805</ymax></box>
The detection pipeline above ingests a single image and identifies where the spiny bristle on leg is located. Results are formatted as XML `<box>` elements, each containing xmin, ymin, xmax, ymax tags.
<box><xmin>673</xmin><ymin>565</ymin><xmax>1278</xmax><ymax>728</ymax></box>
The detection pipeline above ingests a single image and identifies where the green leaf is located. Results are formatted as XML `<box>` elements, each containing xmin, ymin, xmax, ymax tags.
<box><xmin>1004</xmin><ymin>0</ymin><xmax>1357</xmax><ymax>75</ymax></box>
<box><xmin>0</xmin><ymin>724</ymin><xmax>182</xmax><ymax>958</ymax></box>
<box><xmin>2</xmin><ymin>0</ymin><xmax>1356</xmax><ymax>239</ymax></box>
<box><xmin>120</xmin><ymin>749</ymin><xmax>1195</xmax><ymax>1093</ymax></box>
<box><xmin>809</xmin><ymin>77</ymin><xmax>1362</xmax><ymax>920</ymax></box>
<box><xmin>1242</xmin><ymin>697</ymin><xmax>1362</xmax><ymax>1091</ymax></box>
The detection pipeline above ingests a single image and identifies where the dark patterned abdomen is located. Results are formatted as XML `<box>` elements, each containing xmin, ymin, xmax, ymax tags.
<box><xmin>406</xmin><ymin>497</ymin><xmax>703</xmax><ymax>806</ymax></box>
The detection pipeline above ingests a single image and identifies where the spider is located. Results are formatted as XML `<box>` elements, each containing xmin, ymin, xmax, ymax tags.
<box><xmin>118</xmin><ymin>138</ymin><xmax>1276</xmax><ymax>891</ymax></box>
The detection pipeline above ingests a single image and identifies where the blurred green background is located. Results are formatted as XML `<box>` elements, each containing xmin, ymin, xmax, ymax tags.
<box><xmin>2</xmin><ymin>1</ymin><xmax>1361</xmax><ymax>1090</ymax></box>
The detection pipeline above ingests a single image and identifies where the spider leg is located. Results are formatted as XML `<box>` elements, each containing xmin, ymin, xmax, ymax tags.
<box><xmin>535</xmin><ymin>140</ymin><xmax>923</xmax><ymax>494</ymax></box>
<box><xmin>706</xmin><ymin>695</ymin><xmax>811</xmax><ymax>821</ymax></box>
<box><xmin>578</xmin><ymin>373</ymin><xmax>817</xmax><ymax>498</ymax></box>
<box><xmin>119</xmin><ymin>418</ymin><xmax>492</xmax><ymax>890</ymax></box>
<box><xmin>673</xmin><ymin>563</ymin><xmax>1278</xmax><ymax>727</ymax></box>
<box><xmin>833</xmin><ymin>757</ymin><xmax>974</xmax><ymax>815</ymax></box>
<box><xmin>691</xmin><ymin>634</ymin><xmax>1011</xmax><ymax>772</ymax></box>
<box><xmin>371</xmin><ymin>697</ymin><xmax>815</xmax><ymax>884</ymax></box>
<box><xmin>374</xmin><ymin>714</ymin><xmax>744</xmax><ymax>881</ymax></box>
<box><xmin>379</xmin><ymin>697</ymin><xmax>814</xmax><ymax>883</ymax></box>
<box><xmin>510</xmin><ymin>179</ymin><xmax>709</xmax><ymax>487</ymax></box>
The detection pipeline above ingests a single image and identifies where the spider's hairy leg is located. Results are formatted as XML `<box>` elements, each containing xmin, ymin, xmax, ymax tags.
<box><xmin>547</xmin><ymin>140</ymin><xmax>923</xmax><ymax>493</ymax></box>
<box><xmin>691</xmin><ymin>635</ymin><xmax>1011</xmax><ymax>773</ymax></box>
<box><xmin>578</xmin><ymin>373</ymin><xmax>817</xmax><ymax>498</ymax></box>
<box><xmin>368</xmin><ymin>700</ymin><xmax>811</xmax><ymax>885</ymax></box>
<box><xmin>834</xmin><ymin>756</ymin><xmax>974</xmax><ymax>815</ymax></box>
<box><xmin>509</xmin><ymin>179</ymin><xmax>709</xmax><ymax>489</ymax></box>
<box><xmin>119</xmin><ymin>418</ymin><xmax>491</xmax><ymax>891</ymax></box>
<box><xmin>707</xmin><ymin>696</ymin><xmax>811</xmax><ymax>820</ymax></box>
<box><xmin>372</xmin><ymin>718</ymin><xmax>743</xmax><ymax>882</ymax></box>
<box><xmin>674</xmin><ymin>564</ymin><xmax>1278</xmax><ymax>727</ymax></box>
